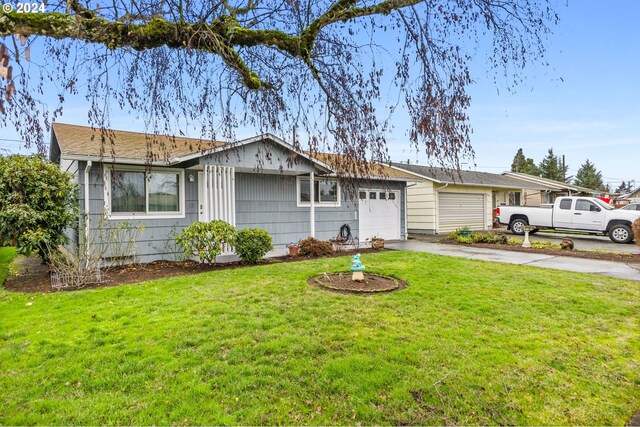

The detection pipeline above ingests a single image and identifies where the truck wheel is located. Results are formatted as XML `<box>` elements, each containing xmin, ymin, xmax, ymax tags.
<box><xmin>608</xmin><ymin>224</ymin><xmax>633</xmax><ymax>244</ymax></box>
<box><xmin>510</xmin><ymin>219</ymin><xmax>528</xmax><ymax>235</ymax></box>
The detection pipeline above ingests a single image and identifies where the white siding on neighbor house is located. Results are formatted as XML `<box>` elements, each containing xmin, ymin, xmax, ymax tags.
<box><xmin>407</xmin><ymin>183</ymin><xmax>498</xmax><ymax>234</ymax></box>
<box><xmin>407</xmin><ymin>180</ymin><xmax>437</xmax><ymax>234</ymax></box>
<box><xmin>524</xmin><ymin>189</ymin><xmax>544</xmax><ymax>206</ymax></box>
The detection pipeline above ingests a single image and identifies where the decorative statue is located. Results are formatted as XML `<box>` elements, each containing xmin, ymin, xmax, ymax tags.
<box><xmin>350</xmin><ymin>253</ymin><xmax>365</xmax><ymax>281</ymax></box>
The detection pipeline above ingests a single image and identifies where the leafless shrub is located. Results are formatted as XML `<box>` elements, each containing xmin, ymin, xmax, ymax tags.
<box><xmin>48</xmin><ymin>214</ymin><xmax>144</xmax><ymax>290</ymax></box>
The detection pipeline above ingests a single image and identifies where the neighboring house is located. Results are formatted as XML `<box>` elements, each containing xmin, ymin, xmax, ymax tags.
<box><xmin>502</xmin><ymin>172</ymin><xmax>598</xmax><ymax>206</ymax></box>
<box><xmin>49</xmin><ymin>123</ymin><xmax>413</xmax><ymax>263</ymax></box>
<box><xmin>389</xmin><ymin>163</ymin><xmax>548</xmax><ymax>234</ymax></box>
<box><xmin>622</xmin><ymin>187</ymin><xmax>640</xmax><ymax>204</ymax></box>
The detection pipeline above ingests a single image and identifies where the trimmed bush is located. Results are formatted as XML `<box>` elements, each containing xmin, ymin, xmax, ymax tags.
<box><xmin>176</xmin><ymin>220</ymin><xmax>235</xmax><ymax>264</ymax></box>
<box><xmin>0</xmin><ymin>155</ymin><xmax>77</xmax><ymax>260</ymax></box>
<box><xmin>531</xmin><ymin>241</ymin><xmax>561</xmax><ymax>250</ymax></box>
<box><xmin>299</xmin><ymin>237</ymin><xmax>334</xmax><ymax>257</ymax></box>
<box><xmin>233</xmin><ymin>228</ymin><xmax>274</xmax><ymax>264</ymax></box>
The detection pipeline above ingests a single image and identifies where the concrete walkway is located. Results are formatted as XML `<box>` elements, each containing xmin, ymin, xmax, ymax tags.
<box><xmin>387</xmin><ymin>240</ymin><xmax>640</xmax><ymax>282</ymax></box>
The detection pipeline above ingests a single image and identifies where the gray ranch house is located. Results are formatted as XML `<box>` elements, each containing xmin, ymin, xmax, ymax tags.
<box><xmin>49</xmin><ymin>123</ymin><xmax>414</xmax><ymax>263</ymax></box>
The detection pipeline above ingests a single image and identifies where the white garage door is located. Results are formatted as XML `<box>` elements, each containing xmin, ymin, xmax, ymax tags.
<box><xmin>358</xmin><ymin>189</ymin><xmax>401</xmax><ymax>240</ymax></box>
<box><xmin>438</xmin><ymin>192</ymin><xmax>485</xmax><ymax>233</ymax></box>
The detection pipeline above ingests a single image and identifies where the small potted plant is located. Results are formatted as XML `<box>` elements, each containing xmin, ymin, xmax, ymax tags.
<box><xmin>370</xmin><ymin>236</ymin><xmax>385</xmax><ymax>250</ymax></box>
<box><xmin>457</xmin><ymin>226</ymin><xmax>472</xmax><ymax>238</ymax></box>
<box><xmin>287</xmin><ymin>242</ymin><xmax>300</xmax><ymax>256</ymax></box>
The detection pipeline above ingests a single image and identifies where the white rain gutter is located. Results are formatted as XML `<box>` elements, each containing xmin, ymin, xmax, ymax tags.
<box><xmin>404</xmin><ymin>185</ymin><xmax>409</xmax><ymax>240</ymax></box>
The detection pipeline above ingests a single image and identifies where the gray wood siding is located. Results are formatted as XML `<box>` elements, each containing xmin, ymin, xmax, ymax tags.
<box><xmin>235</xmin><ymin>173</ymin><xmax>362</xmax><ymax>247</ymax></box>
<box><xmin>76</xmin><ymin>162</ymin><xmax>406</xmax><ymax>263</ymax></box>
<box><xmin>200</xmin><ymin>140</ymin><xmax>316</xmax><ymax>173</ymax></box>
<box><xmin>82</xmin><ymin>163</ymin><xmax>199</xmax><ymax>263</ymax></box>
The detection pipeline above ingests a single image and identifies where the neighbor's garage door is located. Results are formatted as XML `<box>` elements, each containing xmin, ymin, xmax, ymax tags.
<box><xmin>359</xmin><ymin>189</ymin><xmax>401</xmax><ymax>240</ymax></box>
<box><xmin>438</xmin><ymin>192</ymin><xmax>485</xmax><ymax>233</ymax></box>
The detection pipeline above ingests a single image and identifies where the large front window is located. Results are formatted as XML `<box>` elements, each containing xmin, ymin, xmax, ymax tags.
<box><xmin>148</xmin><ymin>173</ymin><xmax>180</xmax><ymax>212</ymax></box>
<box><xmin>111</xmin><ymin>171</ymin><xmax>146</xmax><ymax>213</ymax></box>
<box><xmin>109</xmin><ymin>168</ymin><xmax>183</xmax><ymax>217</ymax></box>
<box><xmin>297</xmin><ymin>177</ymin><xmax>340</xmax><ymax>206</ymax></box>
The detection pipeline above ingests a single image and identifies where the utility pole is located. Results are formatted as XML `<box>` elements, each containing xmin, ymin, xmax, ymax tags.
<box><xmin>562</xmin><ymin>155</ymin><xmax>566</xmax><ymax>182</ymax></box>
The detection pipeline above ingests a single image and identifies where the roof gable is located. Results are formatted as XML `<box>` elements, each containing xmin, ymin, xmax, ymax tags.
<box><xmin>50</xmin><ymin>123</ymin><xmax>333</xmax><ymax>172</ymax></box>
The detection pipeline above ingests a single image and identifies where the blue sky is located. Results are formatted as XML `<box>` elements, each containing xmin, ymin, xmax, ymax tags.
<box><xmin>1</xmin><ymin>0</ymin><xmax>638</xmax><ymax>190</ymax></box>
<box><xmin>402</xmin><ymin>0</ymin><xmax>639</xmax><ymax>190</ymax></box>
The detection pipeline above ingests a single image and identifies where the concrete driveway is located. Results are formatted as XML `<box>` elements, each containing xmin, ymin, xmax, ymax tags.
<box><xmin>388</xmin><ymin>239</ymin><xmax>640</xmax><ymax>282</ymax></box>
<box><xmin>500</xmin><ymin>230</ymin><xmax>640</xmax><ymax>254</ymax></box>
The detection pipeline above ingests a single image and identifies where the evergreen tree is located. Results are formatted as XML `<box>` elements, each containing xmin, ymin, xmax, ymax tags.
<box><xmin>538</xmin><ymin>148</ymin><xmax>568</xmax><ymax>182</ymax></box>
<box><xmin>510</xmin><ymin>148</ymin><xmax>540</xmax><ymax>175</ymax></box>
<box><xmin>574</xmin><ymin>160</ymin><xmax>603</xmax><ymax>190</ymax></box>
<box><xmin>615</xmin><ymin>181</ymin><xmax>628</xmax><ymax>193</ymax></box>
<box><xmin>511</xmin><ymin>149</ymin><xmax>526</xmax><ymax>172</ymax></box>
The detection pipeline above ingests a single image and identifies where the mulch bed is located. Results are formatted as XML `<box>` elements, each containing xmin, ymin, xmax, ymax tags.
<box><xmin>308</xmin><ymin>272</ymin><xmax>407</xmax><ymax>295</ymax></box>
<box><xmin>4</xmin><ymin>248</ymin><xmax>389</xmax><ymax>293</ymax></box>
<box><xmin>442</xmin><ymin>239</ymin><xmax>640</xmax><ymax>263</ymax></box>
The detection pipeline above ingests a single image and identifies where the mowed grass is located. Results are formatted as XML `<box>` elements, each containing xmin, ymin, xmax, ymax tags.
<box><xmin>0</xmin><ymin>247</ymin><xmax>638</xmax><ymax>425</ymax></box>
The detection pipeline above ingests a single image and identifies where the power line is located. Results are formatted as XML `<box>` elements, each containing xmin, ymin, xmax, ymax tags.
<box><xmin>0</xmin><ymin>138</ymin><xmax>49</xmax><ymax>145</ymax></box>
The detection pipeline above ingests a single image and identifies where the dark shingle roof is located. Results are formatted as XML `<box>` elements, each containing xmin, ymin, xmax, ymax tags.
<box><xmin>503</xmin><ymin>172</ymin><xmax>598</xmax><ymax>193</ymax></box>
<box><xmin>390</xmin><ymin>163</ymin><xmax>550</xmax><ymax>190</ymax></box>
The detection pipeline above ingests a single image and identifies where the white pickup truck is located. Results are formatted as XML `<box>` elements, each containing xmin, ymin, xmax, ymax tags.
<box><xmin>496</xmin><ymin>196</ymin><xmax>640</xmax><ymax>243</ymax></box>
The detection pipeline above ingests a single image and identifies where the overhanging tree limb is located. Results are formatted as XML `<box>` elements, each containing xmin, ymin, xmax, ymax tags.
<box><xmin>1</xmin><ymin>0</ymin><xmax>425</xmax><ymax>89</ymax></box>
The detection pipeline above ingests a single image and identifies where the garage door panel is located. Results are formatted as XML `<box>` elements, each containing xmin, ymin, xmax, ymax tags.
<box><xmin>359</xmin><ymin>190</ymin><xmax>401</xmax><ymax>240</ymax></box>
<box><xmin>438</xmin><ymin>192</ymin><xmax>485</xmax><ymax>233</ymax></box>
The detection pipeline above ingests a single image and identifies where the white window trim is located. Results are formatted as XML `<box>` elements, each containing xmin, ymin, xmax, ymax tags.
<box><xmin>297</xmin><ymin>176</ymin><xmax>341</xmax><ymax>207</ymax></box>
<box><xmin>104</xmin><ymin>165</ymin><xmax>186</xmax><ymax>219</ymax></box>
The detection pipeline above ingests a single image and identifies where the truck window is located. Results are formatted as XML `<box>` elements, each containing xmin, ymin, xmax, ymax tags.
<box><xmin>576</xmin><ymin>199</ymin><xmax>598</xmax><ymax>212</ymax></box>
<box><xmin>559</xmin><ymin>199</ymin><xmax>572</xmax><ymax>210</ymax></box>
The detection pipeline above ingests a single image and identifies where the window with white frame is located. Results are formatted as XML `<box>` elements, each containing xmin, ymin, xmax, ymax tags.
<box><xmin>297</xmin><ymin>176</ymin><xmax>341</xmax><ymax>207</ymax></box>
<box><xmin>107</xmin><ymin>167</ymin><xmax>184</xmax><ymax>217</ymax></box>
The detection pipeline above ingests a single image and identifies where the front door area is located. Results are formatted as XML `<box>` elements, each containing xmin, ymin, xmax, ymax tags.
<box><xmin>198</xmin><ymin>165</ymin><xmax>236</xmax><ymax>225</ymax></box>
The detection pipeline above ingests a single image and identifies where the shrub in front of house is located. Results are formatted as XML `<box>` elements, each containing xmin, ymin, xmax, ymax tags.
<box><xmin>176</xmin><ymin>220</ymin><xmax>236</xmax><ymax>263</ymax></box>
<box><xmin>298</xmin><ymin>237</ymin><xmax>334</xmax><ymax>257</ymax></box>
<box><xmin>530</xmin><ymin>241</ymin><xmax>562</xmax><ymax>250</ymax></box>
<box><xmin>470</xmin><ymin>232</ymin><xmax>508</xmax><ymax>244</ymax></box>
<box><xmin>0</xmin><ymin>155</ymin><xmax>77</xmax><ymax>260</ymax></box>
<box><xmin>233</xmin><ymin>228</ymin><xmax>274</xmax><ymax>264</ymax></box>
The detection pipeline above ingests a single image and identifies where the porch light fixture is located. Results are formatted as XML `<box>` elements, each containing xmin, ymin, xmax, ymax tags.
<box><xmin>188</xmin><ymin>174</ymin><xmax>195</xmax><ymax>182</ymax></box>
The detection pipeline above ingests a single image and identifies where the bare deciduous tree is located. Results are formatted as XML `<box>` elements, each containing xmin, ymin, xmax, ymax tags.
<box><xmin>0</xmin><ymin>0</ymin><xmax>557</xmax><ymax>173</ymax></box>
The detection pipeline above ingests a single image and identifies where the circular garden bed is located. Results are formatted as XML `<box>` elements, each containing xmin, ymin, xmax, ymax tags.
<box><xmin>308</xmin><ymin>272</ymin><xmax>407</xmax><ymax>295</ymax></box>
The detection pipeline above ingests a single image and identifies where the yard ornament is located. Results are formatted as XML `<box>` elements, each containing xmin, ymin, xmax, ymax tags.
<box><xmin>350</xmin><ymin>253</ymin><xmax>365</xmax><ymax>282</ymax></box>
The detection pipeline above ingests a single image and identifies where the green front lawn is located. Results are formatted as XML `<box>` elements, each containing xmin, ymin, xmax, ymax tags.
<box><xmin>1</xmin><ymin>249</ymin><xmax>638</xmax><ymax>425</ymax></box>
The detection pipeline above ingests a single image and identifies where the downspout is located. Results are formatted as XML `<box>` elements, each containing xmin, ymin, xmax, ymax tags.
<box><xmin>309</xmin><ymin>172</ymin><xmax>315</xmax><ymax>238</ymax></box>
<box><xmin>83</xmin><ymin>161</ymin><xmax>92</xmax><ymax>269</ymax></box>
<box><xmin>403</xmin><ymin>185</ymin><xmax>409</xmax><ymax>240</ymax></box>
